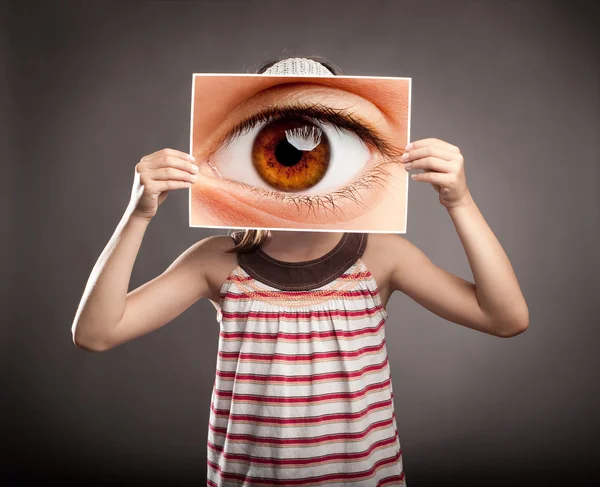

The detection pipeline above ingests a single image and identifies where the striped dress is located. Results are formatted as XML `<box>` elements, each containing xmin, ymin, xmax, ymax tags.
<box><xmin>208</xmin><ymin>232</ymin><xmax>405</xmax><ymax>486</ymax></box>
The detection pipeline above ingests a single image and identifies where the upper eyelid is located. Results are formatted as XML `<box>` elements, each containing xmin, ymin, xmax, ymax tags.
<box><xmin>212</xmin><ymin>102</ymin><xmax>403</xmax><ymax>160</ymax></box>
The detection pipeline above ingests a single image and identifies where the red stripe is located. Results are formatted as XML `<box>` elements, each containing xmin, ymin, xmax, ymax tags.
<box><xmin>226</xmin><ymin>275</ymin><xmax>254</xmax><ymax>283</ymax></box>
<box><xmin>216</xmin><ymin>356</ymin><xmax>389</xmax><ymax>384</ymax></box>
<box><xmin>218</xmin><ymin>339</ymin><xmax>385</xmax><ymax>363</ymax></box>
<box><xmin>207</xmin><ymin>433</ymin><xmax>399</xmax><ymax>465</ymax></box>
<box><xmin>225</xmin><ymin>271</ymin><xmax>372</xmax><ymax>286</ymax></box>
<box><xmin>209</xmin><ymin>416</ymin><xmax>394</xmax><ymax>445</ymax></box>
<box><xmin>222</xmin><ymin>288</ymin><xmax>378</xmax><ymax>300</ymax></box>
<box><xmin>207</xmin><ymin>448</ymin><xmax>402</xmax><ymax>485</ymax></box>
<box><xmin>210</xmin><ymin>397</ymin><xmax>393</xmax><ymax>425</ymax></box>
<box><xmin>214</xmin><ymin>377</ymin><xmax>391</xmax><ymax>404</ymax></box>
<box><xmin>221</xmin><ymin>305</ymin><xmax>383</xmax><ymax>320</ymax></box>
<box><xmin>378</xmin><ymin>473</ymin><xmax>406</xmax><ymax>486</ymax></box>
<box><xmin>220</xmin><ymin>317</ymin><xmax>385</xmax><ymax>341</ymax></box>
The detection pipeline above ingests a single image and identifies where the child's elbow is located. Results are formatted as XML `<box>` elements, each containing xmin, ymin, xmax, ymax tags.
<box><xmin>72</xmin><ymin>327</ymin><xmax>113</xmax><ymax>352</ymax></box>
<box><xmin>495</xmin><ymin>310</ymin><xmax>529</xmax><ymax>338</ymax></box>
<box><xmin>497</xmin><ymin>321</ymin><xmax>529</xmax><ymax>338</ymax></box>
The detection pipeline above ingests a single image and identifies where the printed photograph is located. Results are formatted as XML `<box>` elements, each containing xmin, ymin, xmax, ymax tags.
<box><xmin>189</xmin><ymin>74</ymin><xmax>411</xmax><ymax>232</ymax></box>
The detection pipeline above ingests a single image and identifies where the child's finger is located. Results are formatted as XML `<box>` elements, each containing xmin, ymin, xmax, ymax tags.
<box><xmin>151</xmin><ymin>166</ymin><xmax>199</xmax><ymax>183</ymax></box>
<box><xmin>142</xmin><ymin>148</ymin><xmax>196</xmax><ymax>163</ymax></box>
<box><xmin>153</xmin><ymin>179</ymin><xmax>194</xmax><ymax>192</ymax></box>
<box><xmin>404</xmin><ymin>156</ymin><xmax>455</xmax><ymax>173</ymax></box>
<box><xmin>402</xmin><ymin>145</ymin><xmax>458</xmax><ymax>164</ymax></box>
<box><xmin>406</xmin><ymin>138</ymin><xmax>460</xmax><ymax>153</ymax></box>
<box><xmin>146</xmin><ymin>155</ymin><xmax>199</xmax><ymax>175</ymax></box>
<box><xmin>410</xmin><ymin>171</ymin><xmax>453</xmax><ymax>185</ymax></box>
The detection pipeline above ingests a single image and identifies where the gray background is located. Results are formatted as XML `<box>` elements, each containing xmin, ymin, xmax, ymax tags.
<box><xmin>3</xmin><ymin>0</ymin><xmax>599</xmax><ymax>485</ymax></box>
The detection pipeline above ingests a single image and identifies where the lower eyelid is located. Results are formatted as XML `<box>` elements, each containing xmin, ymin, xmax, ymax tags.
<box><xmin>192</xmin><ymin>152</ymin><xmax>403</xmax><ymax>228</ymax></box>
<box><xmin>330</xmin><ymin>163</ymin><xmax>395</xmax><ymax>205</ymax></box>
<box><xmin>211</xmin><ymin>170</ymin><xmax>382</xmax><ymax>221</ymax></box>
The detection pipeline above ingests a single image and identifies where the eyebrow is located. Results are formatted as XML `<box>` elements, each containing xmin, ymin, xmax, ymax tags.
<box><xmin>215</xmin><ymin>102</ymin><xmax>405</xmax><ymax>160</ymax></box>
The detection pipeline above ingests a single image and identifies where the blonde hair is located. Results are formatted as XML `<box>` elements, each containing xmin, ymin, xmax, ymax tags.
<box><xmin>227</xmin><ymin>229</ymin><xmax>269</xmax><ymax>254</ymax></box>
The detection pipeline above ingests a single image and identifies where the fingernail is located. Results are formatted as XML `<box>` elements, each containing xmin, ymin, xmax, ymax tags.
<box><xmin>405</xmin><ymin>143</ymin><xmax>413</xmax><ymax>150</ymax></box>
<box><xmin>192</xmin><ymin>165</ymin><xmax>199</xmax><ymax>173</ymax></box>
<box><xmin>404</xmin><ymin>163</ymin><xmax>412</xmax><ymax>170</ymax></box>
<box><xmin>402</xmin><ymin>152</ymin><xmax>410</xmax><ymax>161</ymax></box>
<box><xmin>411</xmin><ymin>174</ymin><xmax>416</xmax><ymax>179</ymax></box>
<box><xmin>191</xmin><ymin>174</ymin><xmax>198</xmax><ymax>181</ymax></box>
<box><xmin>188</xmin><ymin>154</ymin><xmax>196</xmax><ymax>162</ymax></box>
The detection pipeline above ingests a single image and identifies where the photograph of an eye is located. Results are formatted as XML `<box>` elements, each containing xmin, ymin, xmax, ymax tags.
<box><xmin>189</xmin><ymin>73</ymin><xmax>411</xmax><ymax>232</ymax></box>
<box><xmin>252</xmin><ymin>119</ymin><xmax>330</xmax><ymax>191</ymax></box>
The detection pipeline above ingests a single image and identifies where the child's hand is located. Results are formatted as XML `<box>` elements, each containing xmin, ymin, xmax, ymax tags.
<box><xmin>129</xmin><ymin>148</ymin><xmax>199</xmax><ymax>221</ymax></box>
<box><xmin>402</xmin><ymin>138</ymin><xmax>469</xmax><ymax>208</ymax></box>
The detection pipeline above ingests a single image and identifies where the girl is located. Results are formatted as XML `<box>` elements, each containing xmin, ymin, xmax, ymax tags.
<box><xmin>72</xmin><ymin>57</ymin><xmax>529</xmax><ymax>486</ymax></box>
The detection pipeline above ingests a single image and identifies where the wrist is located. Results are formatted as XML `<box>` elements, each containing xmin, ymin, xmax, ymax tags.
<box><xmin>126</xmin><ymin>205</ymin><xmax>154</xmax><ymax>225</ymax></box>
<box><xmin>130</xmin><ymin>213</ymin><xmax>153</xmax><ymax>226</ymax></box>
<box><xmin>445</xmin><ymin>189</ymin><xmax>474</xmax><ymax>214</ymax></box>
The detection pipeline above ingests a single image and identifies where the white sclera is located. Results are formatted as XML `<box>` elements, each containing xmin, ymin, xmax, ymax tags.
<box><xmin>208</xmin><ymin>119</ymin><xmax>372</xmax><ymax>195</ymax></box>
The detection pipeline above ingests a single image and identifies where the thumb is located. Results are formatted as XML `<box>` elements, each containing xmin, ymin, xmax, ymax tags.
<box><xmin>158</xmin><ymin>191</ymin><xmax>169</xmax><ymax>205</ymax></box>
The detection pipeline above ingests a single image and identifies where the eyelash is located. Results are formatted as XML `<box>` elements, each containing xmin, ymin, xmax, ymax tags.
<box><xmin>228</xmin><ymin>162</ymin><xmax>404</xmax><ymax>219</ymax></box>
<box><xmin>214</xmin><ymin>103</ymin><xmax>406</xmax><ymax>218</ymax></box>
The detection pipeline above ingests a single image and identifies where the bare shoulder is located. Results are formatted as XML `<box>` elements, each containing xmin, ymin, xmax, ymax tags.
<box><xmin>361</xmin><ymin>233</ymin><xmax>424</xmax><ymax>305</ymax></box>
<box><xmin>363</xmin><ymin>233</ymin><xmax>417</xmax><ymax>265</ymax></box>
<box><xmin>361</xmin><ymin>233</ymin><xmax>407</xmax><ymax>306</ymax></box>
<box><xmin>180</xmin><ymin>234</ymin><xmax>239</xmax><ymax>302</ymax></box>
<box><xmin>186</xmin><ymin>234</ymin><xmax>237</xmax><ymax>256</ymax></box>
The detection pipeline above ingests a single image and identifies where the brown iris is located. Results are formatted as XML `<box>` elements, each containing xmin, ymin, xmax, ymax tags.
<box><xmin>252</xmin><ymin>119</ymin><xmax>330</xmax><ymax>191</ymax></box>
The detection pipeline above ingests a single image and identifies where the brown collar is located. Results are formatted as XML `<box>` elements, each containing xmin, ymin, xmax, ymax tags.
<box><xmin>231</xmin><ymin>232</ymin><xmax>368</xmax><ymax>291</ymax></box>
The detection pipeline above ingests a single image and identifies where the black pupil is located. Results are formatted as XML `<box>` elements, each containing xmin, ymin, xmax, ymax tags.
<box><xmin>275</xmin><ymin>139</ymin><xmax>303</xmax><ymax>167</ymax></box>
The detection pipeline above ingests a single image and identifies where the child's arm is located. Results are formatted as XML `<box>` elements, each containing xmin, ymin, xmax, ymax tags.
<box><xmin>390</xmin><ymin>138</ymin><xmax>528</xmax><ymax>337</ymax></box>
<box><xmin>71</xmin><ymin>148</ymin><xmax>230</xmax><ymax>351</ymax></box>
